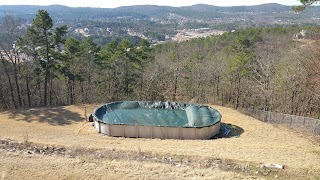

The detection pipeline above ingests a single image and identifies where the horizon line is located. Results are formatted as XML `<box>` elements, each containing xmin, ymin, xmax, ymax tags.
<box><xmin>0</xmin><ymin>3</ymin><xmax>299</xmax><ymax>9</ymax></box>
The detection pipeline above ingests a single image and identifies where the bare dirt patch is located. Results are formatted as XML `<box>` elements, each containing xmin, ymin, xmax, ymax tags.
<box><xmin>0</xmin><ymin>104</ymin><xmax>319</xmax><ymax>179</ymax></box>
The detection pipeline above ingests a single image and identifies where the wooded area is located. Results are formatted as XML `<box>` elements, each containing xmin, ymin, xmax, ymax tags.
<box><xmin>0</xmin><ymin>10</ymin><xmax>320</xmax><ymax>118</ymax></box>
<box><xmin>148</xmin><ymin>27</ymin><xmax>320</xmax><ymax>118</ymax></box>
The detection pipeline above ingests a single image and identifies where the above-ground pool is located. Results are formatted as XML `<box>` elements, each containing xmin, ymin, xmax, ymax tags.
<box><xmin>93</xmin><ymin>101</ymin><xmax>221</xmax><ymax>139</ymax></box>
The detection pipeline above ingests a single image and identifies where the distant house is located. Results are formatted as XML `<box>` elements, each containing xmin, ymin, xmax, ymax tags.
<box><xmin>0</xmin><ymin>50</ymin><xmax>29</xmax><ymax>63</ymax></box>
<box><xmin>84</xmin><ymin>28</ymin><xmax>90</xmax><ymax>33</ymax></box>
<box><xmin>300</xmin><ymin>30</ymin><xmax>309</xmax><ymax>38</ymax></box>
<box><xmin>293</xmin><ymin>30</ymin><xmax>310</xmax><ymax>39</ymax></box>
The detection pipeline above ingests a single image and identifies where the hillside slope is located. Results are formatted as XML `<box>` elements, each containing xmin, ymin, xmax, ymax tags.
<box><xmin>0</xmin><ymin>104</ymin><xmax>319</xmax><ymax>179</ymax></box>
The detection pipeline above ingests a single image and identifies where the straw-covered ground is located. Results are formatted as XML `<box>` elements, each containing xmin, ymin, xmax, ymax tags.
<box><xmin>0</xmin><ymin>104</ymin><xmax>319</xmax><ymax>179</ymax></box>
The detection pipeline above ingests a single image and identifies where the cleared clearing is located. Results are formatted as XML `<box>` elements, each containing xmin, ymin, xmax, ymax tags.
<box><xmin>0</xmin><ymin>104</ymin><xmax>319</xmax><ymax>179</ymax></box>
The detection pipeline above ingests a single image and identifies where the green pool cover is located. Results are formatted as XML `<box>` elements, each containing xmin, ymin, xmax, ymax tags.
<box><xmin>93</xmin><ymin>101</ymin><xmax>221</xmax><ymax>128</ymax></box>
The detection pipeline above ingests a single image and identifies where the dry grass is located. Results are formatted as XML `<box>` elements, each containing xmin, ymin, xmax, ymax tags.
<box><xmin>0</xmin><ymin>104</ymin><xmax>319</xmax><ymax>179</ymax></box>
<box><xmin>1</xmin><ymin>149</ymin><xmax>257</xmax><ymax>180</ymax></box>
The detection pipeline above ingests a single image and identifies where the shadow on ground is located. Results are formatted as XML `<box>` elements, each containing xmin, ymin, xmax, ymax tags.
<box><xmin>214</xmin><ymin>123</ymin><xmax>244</xmax><ymax>139</ymax></box>
<box><xmin>6</xmin><ymin>106</ymin><xmax>83</xmax><ymax>126</ymax></box>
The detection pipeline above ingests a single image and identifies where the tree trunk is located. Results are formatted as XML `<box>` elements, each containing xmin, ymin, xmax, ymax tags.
<box><xmin>80</xmin><ymin>81</ymin><xmax>84</xmax><ymax>103</ymax></box>
<box><xmin>0</xmin><ymin>77</ymin><xmax>8</xmax><ymax>109</ymax></box>
<box><xmin>140</xmin><ymin>74</ymin><xmax>143</xmax><ymax>100</ymax></box>
<box><xmin>71</xmin><ymin>80</ymin><xmax>74</xmax><ymax>104</ymax></box>
<box><xmin>44</xmin><ymin>28</ymin><xmax>50</xmax><ymax>106</ymax></box>
<box><xmin>125</xmin><ymin>58</ymin><xmax>129</xmax><ymax>97</ymax></box>
<box><xmin>12</xmin><ymin>55</ymin><xmax>22</xmax><ymax>107</ymax></box>
<box><xmin>85</xmin><ymin>74</ymin><xmax>92</xmax><ymax>103</ymax></box>
<box><xmin>173</xmin><ymin>75</ymin><xmax>178</xmax><ymax>101</ymax></box>
<box><xmin>66</xmin><ymin>79</ymin><xmax>75</xmax><ymax>105</ymax></box>
<box><xmin>221</xmin><ymin>88</ymin><xmax>224</xmax><ymax>106</ymax></box>
<box><xmin>67</xmin><ymin>80</ymin><xmax>70</xmax><ymax>104</ymax></box>
<box><xmin>67</xmin><ymin>79</ymin><xmax>74</xmax><ymax>104</ymax></box>
<box><xmin>25</xmin><ymin>74</ymin><xmax>31</xmax><ymax>107</ymax></box>
<box><xmin>49</xmin><ymin>73</ymin><xmax>53</xmax><ymax>105</ymax></box>
<box><xmin>37</xmin><ymin>75</ymin><xmax>42</xmax><ymax>106</ymax></box>
<box><xmin>1</xmin><ymin>59</ymin><xmax>17</xmax><ymax>109</ymax></box>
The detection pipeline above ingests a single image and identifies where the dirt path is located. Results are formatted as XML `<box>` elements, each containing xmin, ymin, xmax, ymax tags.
<box><xmin>0</xmin><ymin>104</ymin><xmax>319</xmax><ymax>179</ymax></box>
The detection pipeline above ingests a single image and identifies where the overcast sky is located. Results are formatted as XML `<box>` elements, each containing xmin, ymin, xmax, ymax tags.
<box><xmin>0</xmin><ymin>0</ymin><xmax>302</xmax><ymax>8</ymax></box>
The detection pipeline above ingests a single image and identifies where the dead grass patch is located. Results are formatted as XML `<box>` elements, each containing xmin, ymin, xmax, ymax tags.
<box><xmin>0</xmin><ymin>104</ymin><xmax>319</xmax><ymax>179</ymax></box>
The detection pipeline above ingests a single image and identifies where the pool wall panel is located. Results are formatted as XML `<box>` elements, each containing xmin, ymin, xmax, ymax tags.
<box><xmin>138</xmin><ymin>126</ymin><xmax>152</xmax><ymax>138</ymax></box>
<box><xmin>100</xmin><ymin>123</ymin><xmax>109</xmax><ymax>135</ymax></box>
<box><xmin>166</xmin><ymin>127</ymin><xmax>180</xmax><ymax>139</ymax></box>
<box><xmin>124</xmin><ymin>125</ymin><xmax>138</xmax><ymax>138</ymax></box>
<box><xmin>152</xmin><ymin>127</ymin><xmax>166</xmax><ymax>139</ymax></box>
<box><xmin>95</xmin><ymin>121</ymin><xmax>221</xmax><ymax>139</ymax></box>
<box><xmin>94</xmin><ymin>121</ymin><xmax>100</xmax><ymax>133</ymax></box>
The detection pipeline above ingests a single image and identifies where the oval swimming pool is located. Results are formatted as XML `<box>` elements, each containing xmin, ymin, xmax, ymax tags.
<box><xmin>93</xmin><ymin>101</ymin><xmax>221</xmax><ymax>139</ymax></box>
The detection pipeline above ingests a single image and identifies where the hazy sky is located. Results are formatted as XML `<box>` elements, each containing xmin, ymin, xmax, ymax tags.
<box><xmin>1</xmin><ymin>0</ymin><xmax>302</xmax><ymax>8</ymax></box>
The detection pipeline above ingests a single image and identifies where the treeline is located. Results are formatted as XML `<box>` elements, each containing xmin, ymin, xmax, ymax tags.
<box><xmin>1</xmin><ymin>10</ymin><xmax>320</xmax><ymax>118</ymax></box>
<box><xmin>147</xmin><ymin>27</ymin><xmax>320</xmax><ymax>118</ymax></box>
<box><xmin>0</xmin><ymin>11</ymin><xmax>153</xmax><ymax>108</ymax></box>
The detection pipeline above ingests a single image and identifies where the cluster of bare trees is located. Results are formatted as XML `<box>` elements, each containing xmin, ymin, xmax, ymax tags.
<box><xmin>0</xmin><ymin>10</ymin><xmax>320</xmax><ymax>119</ymax></box>
<box><xmin>0</xmin><ymin>11</ymin><xmax>71</xmax><ymax>108</ymax></box>
<box><xmin>143</xmin><ymin>28</ymin><xmax>320</xmax><ymax>118</ymax></box>
<box><xmin>0</xmin><ymin>14</ymin><xmax>25</xmax><ymax>109</ymax></box>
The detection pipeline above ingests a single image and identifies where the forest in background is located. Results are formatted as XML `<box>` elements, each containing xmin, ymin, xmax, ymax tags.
<box><xmin>1</xmin><ymin>3</ymin><xmax>320</xmax><ymax>47</ymax></box>
<box><xmin>1</xmin><ymin>10</ymin><xmax>320</xmax><ymax>118</ymax></box>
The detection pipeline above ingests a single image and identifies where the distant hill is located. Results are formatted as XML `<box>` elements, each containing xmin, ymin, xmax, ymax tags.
<box><xmin>181</xmin><ymin>3</ymin><xmax>291</xmax><ymax>13</ymax></box>
<box><xmin>0</xmin><ymin>3</ymin><xmax>318</xmax><ymax>20</ymax></box>
<box><xmin>0</xmin><ymin>3</ymin><xmax>319</xmax><ymax>44</ymax></box>
<box><xmin>113</xmin><ymin>5</ymin><xmax>177</xmax><ymax>16</ymax></box>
